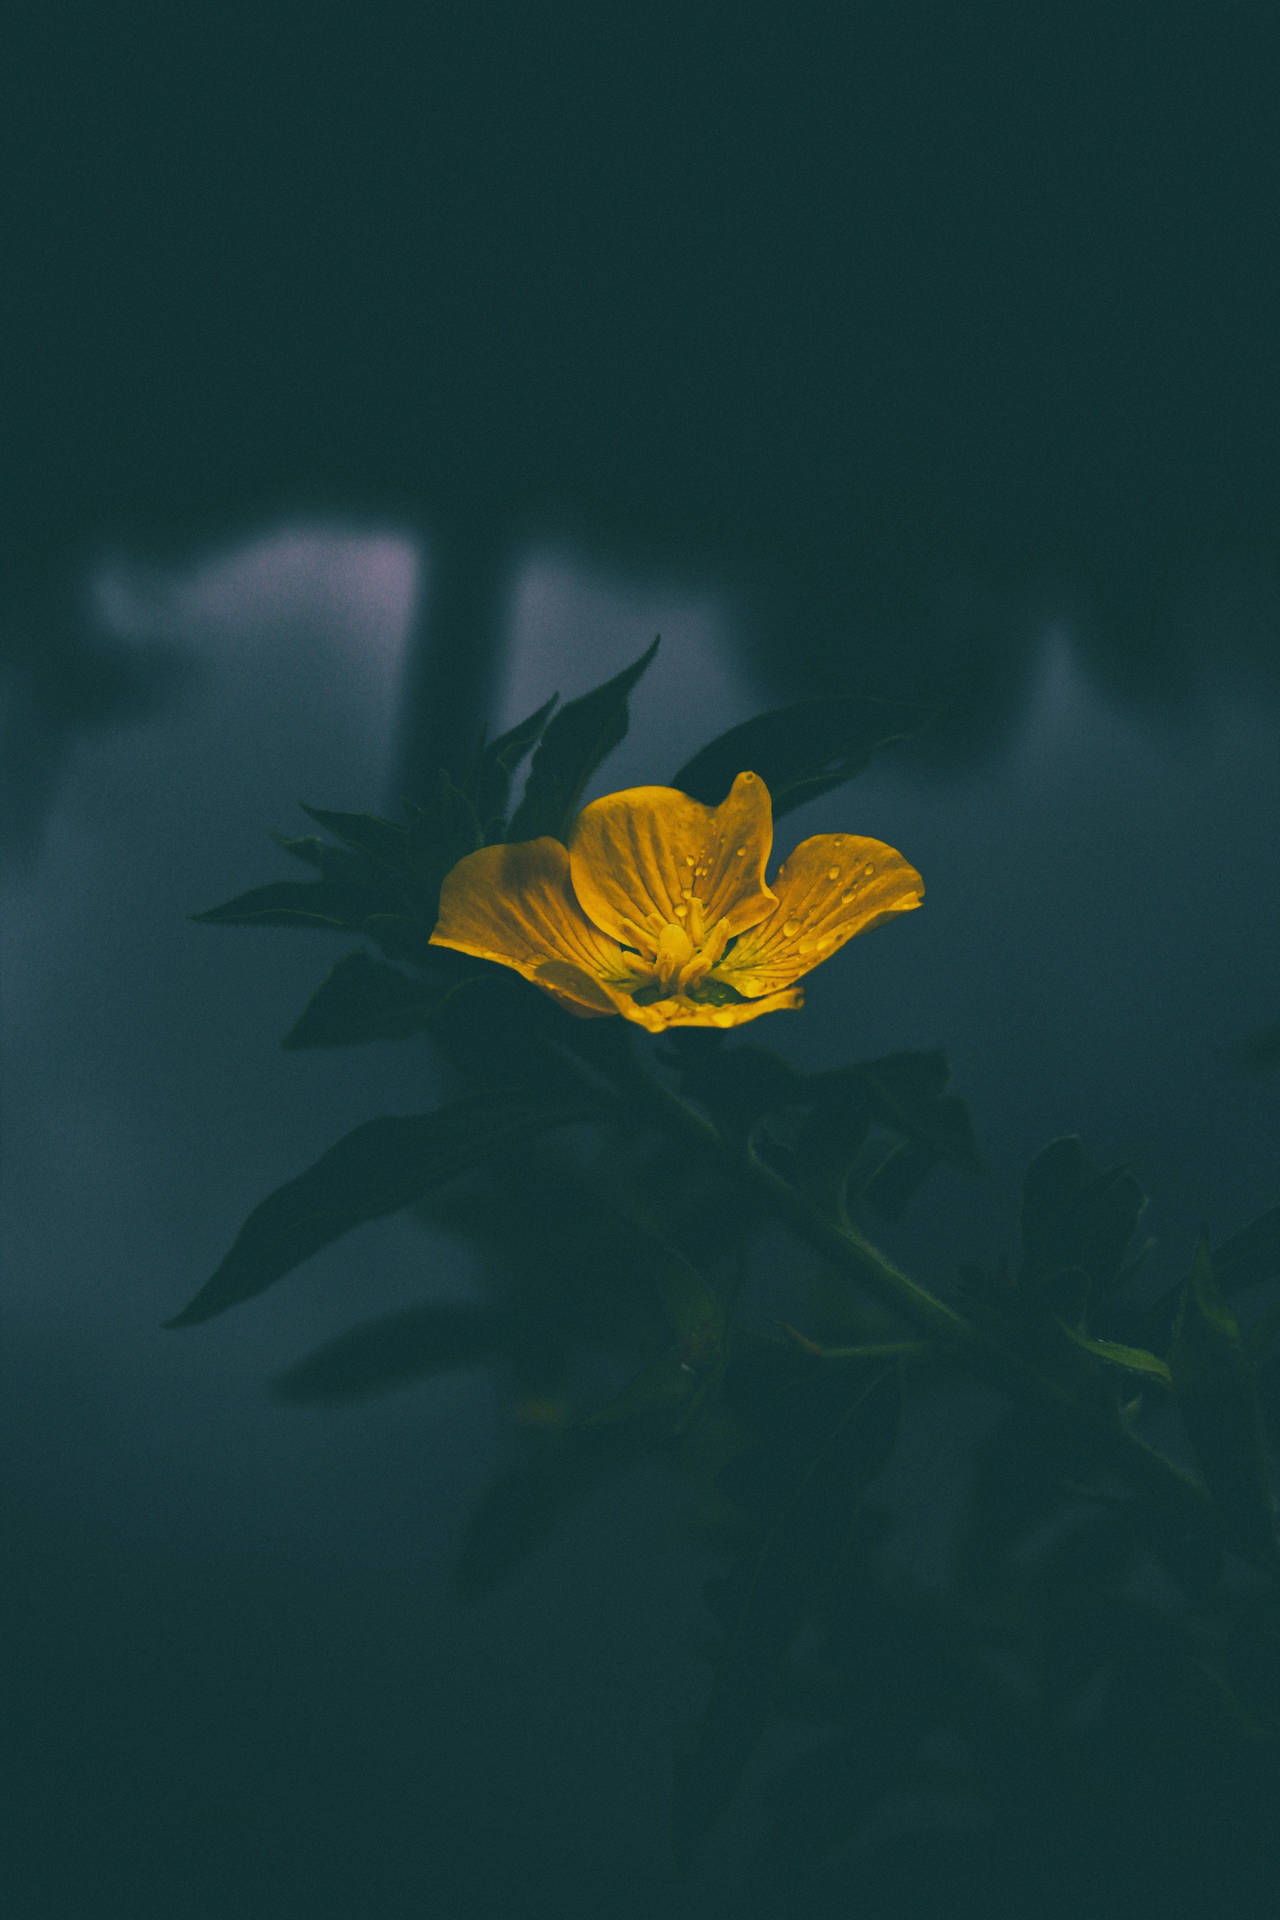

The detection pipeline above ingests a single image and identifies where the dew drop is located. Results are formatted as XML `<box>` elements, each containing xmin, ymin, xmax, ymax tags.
<box><xmin>782</xmin><ymin>917</ymin><xmax>801</xmax><ymax>938</ymax></box>
<box><xmin>832</xmin><ymin>836</ymin><xmax>844</xmax><ymax>846</ymax></box>
<box><xmin>674</xmin><ymin>904</ymin><xmax>688</xmax><ymax>918</ymax></box>
<box><xmin>685</xmin><ymin>855</ymin><xmax>696</xmax><ymax>867</ymax></box>
<box><xmin>741</xmin><ymin>771</ymin><xmax>755</xmax><ymax>781</ymax></box>
<box><xmin>735</xmin><ymin>846</ymin><xmax>746</xmax><ymax>857</ymax></box>
<box><xmin>826</xmin><ymin>865</ymin><xmax>840</xmax><ymax>881</ymax></box>
<box><xmin>841</xmin><ymin>889</ymin><xmax>855</xmax><ymax>904</ymax></box>
<box><xmin>862</xmin><ymin>863</ymin><xmax>876</xmax><ymax>878</ymax></box>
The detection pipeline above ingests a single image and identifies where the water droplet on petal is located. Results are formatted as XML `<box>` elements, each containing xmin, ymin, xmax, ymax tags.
<box><xmin>841</xmin><ymin>889</ymin><xmax>855</xmax><ymax>904</ymax></box>
<box><xmin>735</xmin><ymin>846</ymin><xmax>746</xmax><ymax>857</ymax></box>
<box><xmin>674</xmin><ymin>904</ymin><xmax>688</xmax><ymax>918</ymax></box>
<box><xmin>782</xmin><ymin>917</ymin><xmax>801</xmax><ymax>938</ymax></box>
<box><xmin>832</xmin><ymin>836</ymin><xmax>844</xmax><ymax>846</ymax></box>
<box><xmin>741</xmin><ymin>771</ymin><xmax>755</xmax><ymax>782</ymax></box>
<box><xmin>826</xmin><ymin>866</ymin><xmax>840</xmax><ymax>881</ymax></box>
<box><xmin>862</xmin><ymin>863</ymin><xmax>876</xmax><ymax>878</ymax></box>
<box><xmin>685</xmin><ymin>855</ymin><xmax>696</xmax><ymax>867</ymax></box>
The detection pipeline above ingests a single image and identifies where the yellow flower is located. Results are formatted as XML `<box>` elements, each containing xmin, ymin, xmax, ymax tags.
<box><xmin>429</xmin><ymin>771</ymin><xmax>923</xmax><ymax>1032</ymax></box>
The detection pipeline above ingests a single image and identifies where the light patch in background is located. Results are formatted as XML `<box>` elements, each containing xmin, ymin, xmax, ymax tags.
<box><xmin>500</xmin><ymin>545</ymin><xmax>761</xmax><ymax>793</ymax></box>
<box><xmin>1</xmin><ymin>520</ymin><xmax>484</xmax><ymax>1574</ymax></box>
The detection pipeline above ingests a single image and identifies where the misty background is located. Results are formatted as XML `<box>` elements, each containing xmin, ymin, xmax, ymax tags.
<box><xmin>3</xmin><ymin>6</ymin><xmax>1279</xmax><ymax>1917</ymax></box>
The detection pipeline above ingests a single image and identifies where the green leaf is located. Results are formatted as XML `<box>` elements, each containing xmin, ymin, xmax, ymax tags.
<box><xmin>669</xmin><ymin>692</ymin><xmax>934</xmax><ymax>818</ymax></box>
<box><xmin>1018</xmin><ymin>1137</ymin><xmax>1147</xmax><ymax>1319</ymax></box>
<box><xmin>581</xmin><ymin>1345</ymin><xmax>705</xmax><ymax>1433</ymax></box>
<box><xmin>270</xmin><ymin>1301</ymin><xmax>509</xmax><ymax>1403</ymax></box>
<box><xmin>271</xmin><ymin>833</ymin><xmax>373</xmax><ymax>885</ymax></box>
<box><xmin>1055</xmin><ymin>1320</ymin><xmax>1173</xmax><ymax>1385</ymax></box>
<box><xmin>796</xmin><ymin>1049</ymin><xmax>981</xmax><ymax>1220</ymax></box>
<box><xmin>281</xmin><ymin>949</ymin><xmax>478</xmax><ymax>1049</ymax></box>
<box><xmin>165</xmin><ymin>1095</ymin><xmax>593</xmax><ymax>1328</ymax></box>
<box><xmin>453</xmin><ymin>1430</ymin><xmax>627</xmax><ymax>1599</ymax></box>
<box><xmin>506</xmin><ymin>636</ymin><xmax>660</xmax><ymax>841</ymax></box>
<box><xmin>1170</xmin><ymin>1236</ymin><xmax>1277</xmax><ymax>1564</ymax></box>
<box><xmin>469</xmin><ymin>693</ymin><xmax>559</xmax><ymax>834</ymax></box>
<box><xmin>673</xmin><ymin>1364</ymin><xmax>900</xmax><ymax>1855</ymax></box>
<box><xmin>190</xmin><ymin>879</ymin><xmax>395</xmax><ymax>931</ymax></box>
<box><xmin>1214</xmin><ymin>1203</ymin><xmax>1280</xmax><ymax>1296</ymax></box>
<box><xmin>404</xmin><ymin>771</ymin><xmax>484</xmax><ymax>911</ymax></box>
<box><xmin>298</xmin><ymin>804</ymin><xmax>408</xmax><ymax>873</ymax></box>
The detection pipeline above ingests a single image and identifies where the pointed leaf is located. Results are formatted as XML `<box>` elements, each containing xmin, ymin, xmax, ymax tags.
<box><xmin>404</xmin><ymin>769</ymin><xmax>484</xmax><ymax>913</ymax></box>
<box><xmin>581</xmin><ymin>1345</ymin><xmax>703</xmax><ymax>1432</ymax></box>
<box><xmin>453</xmin><ymin>1430</ymin><xmax>627</xmax><ymax>1599</ymax></box>
<box><xmin>271</xmin><ymin>1301</ymin><xmax>509</xmax><ymax>1403</ymax></box>
<box><xmin>281</xmin><ymin>949</ymin><xmax>476</xmax><ymax>1049</ymax></box>
<box><xmin>670</xmin><ymin>692</ymin><xmax>934</xmax><ymax>818</ymax></box>
<box><xmin>191</xmin><ymin>879</ymin><xmax>396</xmax><ymax>931</ymax></box>
<box><xmin>1055</xmin><ymin>1320</ymin><xmax>1172</xmax><ymax>1386</ymax></box>
<box><xmin>1019</xmin><ymin>1137</ymin><xmax>1147</xmax><ymax>1317</ymax></box>
<box><xmin>507</xmin><ymin>636</ymin><xmax>660</xmax><ymax>841</ymax></box>
<box><xmin>1214</xmin><ymin>1203</ymin><xmax>1280</xmax><ymax>1296</ymax></box>
<box><xmin>1170</xmin><ymin>1236</ymin><xmax>1277</xmax><ymax>1564</ymax></box>
<box><xmin>166</xmin><ymin>1095</ymin><xmax>593</xmax><ymax>1328</ymax></box>
<box><xmin>272</xmin><ymin>833</ymin><xmax>371</xmax><ymax>883</ymax></box>
<box><xmin>470</xmin><ymin>693</ymin><xmax>559</xmax><ymax>833</ymax></box>
<box><xmin>298</xmin><ymin>805</ymin><xmax>408</xmax><ymax>872</ymax></box>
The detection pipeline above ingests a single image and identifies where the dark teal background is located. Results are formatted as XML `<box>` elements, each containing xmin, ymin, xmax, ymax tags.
<box><xmin>3</xmin><ymin>6</ymin><xmax>1279</xmax><ymax>1916</ymax></box>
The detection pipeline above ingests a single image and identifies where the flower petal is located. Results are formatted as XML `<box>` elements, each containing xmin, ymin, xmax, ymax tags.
<box><xmin>568</xmin><ymin>771</ymin><xmax>776</xmax><ymax>954</ymax></box>
<box><xmin>716</xmin><ymin>834</ymin><xmax>923</xmax><ymax>997</ymax></box>
<box><xmin>615</xmin><ymin>986</ymin><xmax>806</xmax><ymax>1032</ymax></box>
<box><xmin>533</xmin><ymin>961</ymin><xmax>633</xmax><ymax>1019</ymax></box>
<box><xmin>429</xmin><ymin>839</ymin><xmax>635</xmax><ymax>985</ymax></box>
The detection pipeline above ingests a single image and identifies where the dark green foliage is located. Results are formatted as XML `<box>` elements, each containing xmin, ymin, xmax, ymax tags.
<box><xmin>1170</xmin><ymin>1237</ymin><xmax>1277</xmax><ymax>1565</ymax></box>
<box><xmin>678</xmin><ymin>1042</ymin><xmax>981</xmax><ymax>1225</ymax></box>
<box><xmin>166</xmin><ymin>1096</ymin><xmax>592</xmax><ymax>1327</ymax></box>
<box><xmin>271</xmin><ymin>1301</ymin><xmax>510</xmax><ymax>1403</ymax></box>
<box><xmin>506</xmin><ymin>635</ymin><xmax>660</xmax><ymax>841</ymax></box>
<box><xmin>1213</xmin><ymin>1202</ymin><xmax>1280</xmax><ymax>1296</ymax></box>
<box><xmin>1018</xmin><ymin>1135</ymin><xmax>1147</xmax><ymax>1324</ymax></box>
<box><xmin>402</xmin><ymin>772</ymin><xmax>483</xmax><ymax>910</ymax></box>
<box><xmin>670</xmin><ymin>690</ymin><xmax>934</xmax><ymax>816</ymax></box>
<box><xmin>297</xmin><ymin>803</ymin><xmax>411</xmax><ymax>872</ymax></box>
<box><xmin>452</xmin><ymin>1427</ymin><xmax>631</xmax><ymax>1600</ymax></box>
<box><xmin>467</xmin><ymin>692</ymin><xmax>559</xmax><ymax>836</ymax></box>
<box><xmin>1054</xmin><ymin>1321</ymin><xmax>1172</xmax><ymax>1385</ymax></box>
<box><xmin>182</xmin><ymin>652</ymin><xmax>1280</xmax><ymax>1900</ymax></box>
<box><xmin>281</xmin><ymin>949</ymin><xmax>478</xmax><ymax>1048</ymax></box>
<box><xmin>673</xmin><ymin>1355</ymin><xmax>901</xmax><ymax>1855</ymax></box>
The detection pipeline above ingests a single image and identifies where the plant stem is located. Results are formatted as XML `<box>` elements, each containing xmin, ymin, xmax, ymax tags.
<box><xmin>618</xmin><ymin>1042</ymin><xmax>1269</xmax><ymax>1573</ymax></box>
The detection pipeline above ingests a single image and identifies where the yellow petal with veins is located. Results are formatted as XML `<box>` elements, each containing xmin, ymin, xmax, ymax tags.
<box><xmin>567</xmin><ymin>771</ymin><xmax>775</xmax><ymax>955</ymax></box>
<box><xmin>429</xmin><ymin>839</ymin><xmax>636</xmax><ymax>986</ymax></box>
<box><xmin>715</xmin><ymin>834</ymin><xmax>923</xmax><ymax>998</ymax></box>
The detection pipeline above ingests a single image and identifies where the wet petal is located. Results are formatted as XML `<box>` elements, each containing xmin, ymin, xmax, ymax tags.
<box><xmin>716</xmin><ymin>834</ymin><xmax>923</xmax><ymax>997</ymax></box>
<box><xmin>430</xmin><ymin>839</ymin><xmax>634</xmax><ymax>985</ymax></box>
<box><xmin>533</xmin><ymin>960</ymin><xmax>634</xmax><ymax>1019</ymax></box>
<box><xmin>568</xmin><ymin>771</ymin><xmax>776</xmax><ymax>954</ymax></box>
<box><xmin>616</xmin><ymin>986</ymin><xmax>806</xmax><ymax>1032</ymax></box>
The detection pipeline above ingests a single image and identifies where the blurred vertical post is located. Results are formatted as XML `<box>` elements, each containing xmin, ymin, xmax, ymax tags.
<box><xmin>393</xmin><ymin>504</ymin><xmax>514</xmax><ymax>807</ymax></box>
